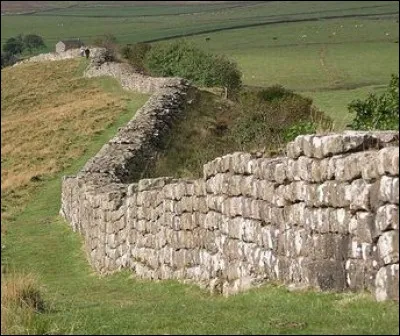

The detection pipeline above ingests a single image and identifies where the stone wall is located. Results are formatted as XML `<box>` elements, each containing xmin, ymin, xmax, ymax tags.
<box><xmin>61</xmin><ymin>128</ymin><xmax>399</xmax><ymax>301</ymax></box>
<box><xmin>13</xmin><ymin>47</ymin><xmax>105</xmax><ymax>66</ymax></box>
<box><xmin>84</xmin><ymin>57</ymin><xmax>184</xmax><ymax>94</ymax></box>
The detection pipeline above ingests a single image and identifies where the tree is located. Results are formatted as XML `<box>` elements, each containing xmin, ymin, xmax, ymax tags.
<box><xmin>3</xmin><ymin>35</ymin><xmax>24</xmax><ymax>55</ymax></box>
<box><xmin>23</xmin><ymin>34</ymin><xmax>45</xmax><ymax>52</ymax></box>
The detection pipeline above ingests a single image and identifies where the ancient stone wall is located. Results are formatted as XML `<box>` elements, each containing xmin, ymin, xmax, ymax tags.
<box><xmin>84</xmin><ymin>57</ymin><xmax>183</xmax><ymax>94</ymax></box>
<box><xmin>61</xmin><ymin>129</ymin><xmax>399</xmax><ymax>301</ymax></box>
<box><xmin>13</xmin><ymin>47</ymin><xmax>105</xmax><ymax>66</ymax></box>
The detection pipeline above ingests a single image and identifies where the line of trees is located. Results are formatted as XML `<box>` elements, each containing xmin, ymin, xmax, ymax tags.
<box><xmin>1</xmin><ymin>34</ymin><xmax>46</xmax><ymax>69</ymax></box>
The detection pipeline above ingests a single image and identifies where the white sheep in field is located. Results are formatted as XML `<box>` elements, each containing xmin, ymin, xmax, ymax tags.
<box><xmin>385</xmin><ymin>32</ymin><xmax>390</xmax><ymax>36</ymax></box>
<box><xmin>301</xmin><ymin>34</ymin><xmax>307</xmax><ymax>38</ymax></box>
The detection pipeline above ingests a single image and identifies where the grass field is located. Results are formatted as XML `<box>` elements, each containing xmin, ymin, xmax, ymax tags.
<box><xmin>1</xmin><ymin>1</ymin><xmax>398</xmax><ymax>127</ymax></box>
<box><xmin>1</xmin><ymin>59</ymin><xmax>399</xmax><ymax>335</ymax></box>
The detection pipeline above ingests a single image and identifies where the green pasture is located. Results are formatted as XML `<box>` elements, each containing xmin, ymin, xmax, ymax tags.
<box><xmin>184</xmin><ymin>17</ymin><xmax>398</xmax><ymax>127</ymax></box>
<box><xmin>1</xmin><ymin>1</ymin><xmax>398</xmax><ymax>45</ymax></box>
<box><xmin>1</xmin><ymin>1</ymin><xmax>398</xmax><ymax>127</ymax></box>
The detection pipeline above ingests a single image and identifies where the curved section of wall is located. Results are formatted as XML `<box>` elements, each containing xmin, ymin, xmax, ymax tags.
<box><xmin>84</xmin><ymin>59</ymin><xmax>184</xmax><ymax>94</ymax></box>
<box><xmin>61</xmin><ymin>127</ymin><xmax>399</xmax><ymax>301</ymax></box>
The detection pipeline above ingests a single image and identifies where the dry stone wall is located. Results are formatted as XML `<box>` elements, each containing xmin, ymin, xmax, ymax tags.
<box><xmin>61</xmin><ymin>127</ymin><xmax>399</xmax><ymax>301</ymax></box>
<box><xmin>60</xmin><ymin>49</ymin><xmax>398</xmax><ymax>300</ymax></box>
<box><xmin>13</xmin><ymin>47</ymin><xmax>105</xmax><ymax>66</ymax></box>
<box><xmin>84</xmin><ymin>57</ymin><xmax>183</xmax><ymax>94</ymax></box>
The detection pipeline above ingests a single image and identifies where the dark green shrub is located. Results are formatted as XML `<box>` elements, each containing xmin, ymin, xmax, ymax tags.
<box><xmin>3</xmin><ymin>35</ymin><xmax>24</xmax><ymax>55</ymax></box>
<box><xmin>349</xmin><ymin>74</ymin><xmax>399</xmax><ymax>130</ymax></box>
<box><xmin>23</xmin><ymin>34</ymin><xmax>45</xmax><ymax>52</ymax></box>
<box><xmin>1</xmin><ymin>52</ymin><xmax>19</xmax><ymax>69</ymax></box>
<box><xmin>233</xmin><ymin>86</ymin><xmax>328</xmax><ymax>149</ymax></box>
<box><xmin>144</xmin><ymin>40</ymin><xmax>242</xmax><ymax>93</ymax></box>
<box><xmin>282</xmin><ymin>121</ymin><xmax>317</xmax><ymax>143</ymax></box>
<box><xmin>121</xmin><ymin>43</ymin><xmax>151</xmax><ymax>72</ymax></box>
<box><xmin>257</xmin><ymin>85</ymin><xmax>293</xmax><ymax>102</ymax></box>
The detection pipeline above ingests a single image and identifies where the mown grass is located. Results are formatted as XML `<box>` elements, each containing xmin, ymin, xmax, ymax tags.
<box><xmin>1</xmin><ymin>57</ymin><xmax>399</xmax><ymax>334</ymax></box>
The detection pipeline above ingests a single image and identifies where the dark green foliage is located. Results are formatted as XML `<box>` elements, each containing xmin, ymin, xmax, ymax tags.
<box><xmin>256</xmin><ymin>85</ymin><xmax>293</xmax><ymax>102</ymax></box>
<box><xmin>144</xmin><ymin>40</ymin><xmax>242</xmax><ymax>93</ymax></box>
<box><xmin>23</xmin><ymin>34</ymin><xmax>45</xmax><ymax>52</ymax></box>
<box><xmin>233</xmin><ymin>87</ymin><xmax>322</xmax><ymax>149</ymax></box>
<box><xmin>1</xmin><ymin>52</ymin><xmax>19</xmax><ymax>69</ymax></box>
<box><xmin>146</xmin><ymin>85</ymin><xmax>332</xmax><ymax>179</ymax></box>
<box><xmin>349</xmin><ymin>74</ymin><xmax>399</xmax><ymax>130</ymax></box>
<box><xmin>121</xmin><ymin>43</ymin><xmax>151</xmax><ymax>72</ymax></box>
<box><xmin>3</xmin><ymin>35</ymin><xmax>24</xmax><ymax>55</ymax></box>
<box><xmin>282</xmin><ymin>121</ymin><xmax>317</xmax><ymax>143</ymax></box>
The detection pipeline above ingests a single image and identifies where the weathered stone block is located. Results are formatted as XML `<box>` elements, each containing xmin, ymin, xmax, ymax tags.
<box><xmin>378</xmin><ymin>176</ymin><xmax>399</xmax><ymax>204</ymax></box>
<box><xmin>349</xmin><ymin>179</ymin><xmax>372</xmax><ymax>211</ymax></box>
<box><xmin>375</xmin><ymin>264</ymin><xmax>399</xmax><ymax>301</ymax></box>
<box><xmin>228</xmin><ymin>217</ymin><xmax>244</xmax><ymax>239</ymax></box>
<box><xmin>286</xmin><ymin>139</ymin><xmax>302</xmax><ymax>159</ymax></box>
<box><xmin>377</xmin><ymin>230</ymin><xmax>399</xmax><ymax>265</ymax></box>
<box><xmin>375</xmin><ymin>205</ymin><xmax>399</xmax><ymax>234</ymax></box>
<box><xmin>377</xmin><ymin>147</ymin><xmax>399</xmax><ymax>176</ymax></box>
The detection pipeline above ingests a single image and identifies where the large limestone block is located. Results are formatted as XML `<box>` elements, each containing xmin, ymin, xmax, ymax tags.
<box><xmin>378</xmin><ymin>176</ymin><xmax>399</xmax><ymax>204</ymax></box>
<box><xmin>375</xmin><ymin>264</ymin><xmax>399</xmax><ymax>301</ymax></box>
<box><xmin>375</xmin><ymin>205</ymin><xmax>399</xmax><ymax>236</ymax></box>
<box><xmin>348</xmin><ymin>179</ymin><xmax>372</xmax><ymax>211</ymax></box>
<box><xmin>377</xmin><ymin>230</ymin><xmax>399</xmax><ymax>265</ymax></box>
<box><xmin>228</xmin><ymin>217</ymin><xmax>244</xmax><ymax>239</ymax></box>
<box><xmin>304</xmin><ymin>259</ymin><xmax>347</xmax><ymax>291</ymax></box>
<box><xmin>377</xmin><ymin>147</ymin><xmax>399</xmax><ymax>176</ymax></box>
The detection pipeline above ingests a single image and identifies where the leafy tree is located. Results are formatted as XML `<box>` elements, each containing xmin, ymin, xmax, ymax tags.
<box><xmin>23</xmin><ymin>34</ymin><xmax>45</xmax><ymax>52</ymax></box>
<box><xmin>349</xmin><ymin>74</ymin><xmax>399</xmax><ymax>130</ymax></box>
<box><xmin>3</xmin><ymin>35</ymin><xmax>24</xmax><ymax>55</ymax></box>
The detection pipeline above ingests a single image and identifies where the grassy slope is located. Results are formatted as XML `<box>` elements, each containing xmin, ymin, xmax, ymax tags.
<box><xmin>1</xmin><ymin>59</ymin><xmax>149</xmax><ymax>223</ymax></box>
<box><xmin>1</xmin><ymin>58</ymin><xmax>399</xmax><ymax>335</ymax></box>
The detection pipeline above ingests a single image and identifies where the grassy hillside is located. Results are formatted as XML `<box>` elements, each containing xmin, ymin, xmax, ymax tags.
<box><xmin>1</xmin><ymin>58</ymin><xmax>149</xmax><ymax>224</ymax></box>
<box><xmin>1</xmin><ymin>1</ymin><xmax>398</xmax><ymax>127</ymax></box>
<box><xmin>1</xmin><ymin>57</ymin><xmax>399</xmax><ymax>335</ymax></box>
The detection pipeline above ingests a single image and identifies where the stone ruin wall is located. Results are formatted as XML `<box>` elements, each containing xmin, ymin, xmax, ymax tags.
<box><xmin>13</xmin><ymin>47</ymin><xmax>106</xmax><ymax>66</ymax></box>
<box><xmin>61</xmin><ymin>130</ymin><xmax>399</xmax><ymax>301</ymax></box>
<box><xmin>59</xmin><ymin>55</ymin><xmax>399</xmax><ymax>302</ymax></box>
